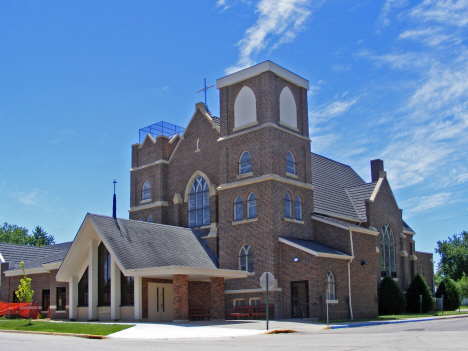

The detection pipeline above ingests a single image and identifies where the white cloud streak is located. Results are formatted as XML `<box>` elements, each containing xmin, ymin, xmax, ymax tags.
<box><xmin>226</xmin><ymin>0</ymin><xmax>313</xmax><ymax>74</ymax></box>
<box><xmin>402</xmin><ymin>192</ymin><xmax>457</xmax><ymax>217</ymax></box>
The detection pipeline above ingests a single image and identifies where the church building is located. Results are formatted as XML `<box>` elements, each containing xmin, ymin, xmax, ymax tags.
<box><xmin>0</xmin><ymin>61</ymin><xmax>434</xmax><ymax>321</ymax></box>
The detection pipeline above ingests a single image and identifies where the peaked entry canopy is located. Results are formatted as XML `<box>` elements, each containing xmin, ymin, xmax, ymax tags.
<box><xmin>56</xmin><ymin>214</ymin><xmax>247</xmax><ymax>282</ymax></box>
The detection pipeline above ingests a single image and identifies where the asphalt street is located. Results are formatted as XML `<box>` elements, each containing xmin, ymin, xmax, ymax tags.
<box><xmin>0</xmin><ymin>318</ymin><xmax>467</xmax><ymax>351</ymax></box>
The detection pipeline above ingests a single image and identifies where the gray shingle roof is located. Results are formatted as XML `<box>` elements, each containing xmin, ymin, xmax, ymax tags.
<box><xmin>279</xmin><ymin>236</ymin><xmax>350</xmax><ymax>258</ymax></box>
<box><xmin>345</xmin><ymin>182</ymin><xmax>377</xmax><ymax>221</ymax></box>
<box><xmin>88</xmin><ymin>214</ymin><xmax>218</xmax><ymax>270</ymax></box>
<box><xmin>312</xmin><ymin>214</ymin><xmax>371</xmax><ymax>231</ymax></box>
<box><xmin>211</xmin><ymin>116</ymin><xmax>220</xmax><ymax>127</ymax></box>
<box><xmin>402</xmin><ymin>220</ymin><xmax>415</xmax><ymax>233</ymax></box>
<box><xmin>0</xmin><ymin>242</ymin><xmax>72</xmax><ymax>270</ymax></box>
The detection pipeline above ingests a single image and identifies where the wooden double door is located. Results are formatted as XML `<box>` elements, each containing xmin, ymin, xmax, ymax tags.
<box><xmin>148</xmin><ymin>282</ymin><xmax>174</xmax><ymax>322</ymax></box>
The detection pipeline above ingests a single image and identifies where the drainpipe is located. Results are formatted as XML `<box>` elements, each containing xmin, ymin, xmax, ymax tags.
<box><xmin>348</xmin><ymin>229</ymin><xmax>354</xmax><ymax>320</ymax></box>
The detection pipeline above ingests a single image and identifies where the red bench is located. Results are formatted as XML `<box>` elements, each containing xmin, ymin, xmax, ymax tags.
<box><xmin>189</xmin><ymin>306</ymin><xmax>210</xmax><ymax>321</ymax></box>
<box><xmin>251</xmin><ymin>304</ymin><xmax>275</xmax><ymax>320</ymax></box>
<box><xmin>227</xmin><ymin>305</ymin><xmax>255</xmax><ymax>320</ymax></box>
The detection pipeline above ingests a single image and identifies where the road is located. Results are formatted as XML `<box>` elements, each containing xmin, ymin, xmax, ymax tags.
<box><xmin>1</xmin><ymin>318</ymin><xmax>467</xmax><ymax>351</ymax></box>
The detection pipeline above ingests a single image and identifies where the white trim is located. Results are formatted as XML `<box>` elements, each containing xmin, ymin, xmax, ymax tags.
<box><xmin>5</xmin><ymin>267</ymin><xmax>49</xmax><ymax>277</ymax></box>
<box><xmin>0</xmin><ymin>252</ymin><xmax>4</xmax><ymax>263</ymax></box>
<box><xmin>403</xmin><ymin>229</ymin><xmax>416</xmax><ymax>235</ymax></box>
<box><xmin>410</xmin><ymin>255</ymin><xmax>418</xmax><ymax>261</ymax></box>
<box><xmin>283</xmin><ymin>217</ymin><xmax>304</xmax><ymax>224</ymax></box>
<box><xmin>233</xmin><ymin>121</ymin><xmax>259</xmax><ymax>132</ymax></box>
<box><xmin>173</xmin><ymin>193</ymin><xmax>183</xmax><ymax>204</ymax></box>
<box><xmin>285</xmin><ymin>172</ymin><xmax>298</xmax><ymax>179</ymax></box>
<box><xmin>183</xmin><ymin>170</ymin><xmax>217</xmax><ymax>202</ymax></box>
<box><xmin>225</xmin><ymin>288</ymin><xmax>283</xmax><ymax>294</ymax></box>
<box><xmin>279</xmin><ymin>237</ymin><xmax>352</xmax><ymax>260</ymax></box>
<box><xmin>42</xmin><ymin>262</ymin><xmax>61</xmax><ymax>270</ymax></box>
<box><xmin>125</xmin><ymin>266</ymin><xmax>249</xmax><ymax>279</ymax></box>
<box><xmin>237</xmin><ymin>172</ymin><xmax>253</xmax><ymax>180</ymax></box>
<box><xmin>279</xmin><ymin>120</ymin><xmax>299</xmax><ymax>132</ymax></box>
<box><xmin>399</xmin><ymin>232</ymin><xmax>406</xmax><ymax>238</ymax></box>
<box><xmin>369</xmin><ymin>177</ymin><xmax>384</xmax><ymax>202</ymax></box>
<box><xmin>376</xmin><ymin>246</ymin><xmax>380</xmax><ymax>253</ymax></box>
<box><xmin>128</xmin><ymin>201</ymin><xmax>169</xmax><ymax>212</ymax></box>
<box><xmin>400</xmin><ymin>250</ymin><xmax>409</xmax><ymax>257</ymax></box>
<box><xmin>311</xmin><ymin>215</ymin><xmax>378</xmax><ymax>236</ymax></box>
<box><xmin>216</xmin><ymin>61</ymin><xmax>309</xmax><ymax>90</ymax></box>
<box><xmin>129</xmin><ymin>159</ymin><xmax>169</xmax><ymax>172</ymax></box>
<box><xmin>140</xmin><ymin>198</ymin><xmax>152</xmax><ymax>204</ymax></box>
<box><xmin>218</xmin><ymin>122</ymin><xmax>311</xmax><ymax>142</ymax></box>
<box><xmin>232</xmin><ymin>218</ymin><xmax>258</xmax><ymax>226</ymax></box>
<box><xmin>139</xmin><ymin>134</ymin><xmax>156</xmax><ymax>148</ymax></box>
<box><xmin>218</xmin><ymin>174</ymin><xmax>314</xmax><ymax>191</ymax></box>
<box><xmin>326</xmin><ymin>299</ymin><xmax>339</xmax><ymax>304</ymax></box>
<box><xmin>249</xmin><ymin>297</ymin><xmax>261</xmax><ymax>306</ymax></box>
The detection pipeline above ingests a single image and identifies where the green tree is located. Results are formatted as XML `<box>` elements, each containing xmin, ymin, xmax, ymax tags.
<box><xmin>406</xmin><ymin>274</ymin><xmax>433</xmax><ymax>313</ymax></box>
<box><xmin>379</xmin><ymin>277</ymin><xmax>406</xmax><ymax>315</ymax></box>
<box><xmin>15</xmin><ymin>261</ymin><xmax>34</xmax><ymax>323</ymax></box>
<box><xmin>435</xmin><ymin>278</ymin><xmax>460</xmax><ymax>311</ymax></box>
<box><xmin>457</xmin><ymin>273</ymin><xmax>468</xmax><ymax>305</ymax></box>
<box><xmin>436</xmin><ymin>230</ymin><xmax>468</xmax><ymax>281</ymax></box>
<box><xmin>31</xmin><ymin>226</ymin><xmax>55</xmax><ymax>246</ymax></box>
<box><xmin>0</xmin><ymin>223</ymin><xmax>30</xmax><ymax>245</ymax></box>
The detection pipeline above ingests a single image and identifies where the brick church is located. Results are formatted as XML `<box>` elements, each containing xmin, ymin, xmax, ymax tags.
<box><xmin>0</xmin><ymin>61</ymin><xmax>433</xmax><ymax>321</ymax></box>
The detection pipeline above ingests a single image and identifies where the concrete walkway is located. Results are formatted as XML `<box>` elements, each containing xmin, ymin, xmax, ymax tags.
<box><xmin>106</xmin><ymin>319</ymin><xmax>326</xmax><ymax>339</ymax></box>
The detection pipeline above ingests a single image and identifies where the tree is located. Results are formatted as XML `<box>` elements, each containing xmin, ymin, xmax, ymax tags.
<box><xmin>31</xmin><ymin>226</ymin><xmax>55</xmax><ymax>246</ymax></box>
<box><xmin>15</xmin><ymin>261</ymin><xmax>34</xmax><ymax>323</ymax></box>
<box><xmin>436</xmin><ymin>230</ymin><xmax>468</xmax><ymax>281</ymax></box>
<box><xmin>435</xmin><ymin>278</ymin><xmax>460</xmax><ymax>311</ymax></box>
<box><xmin>457</xmin><ymin>273</ymin><xmax>468</xmax><ymax>305</ymax></box>
<box><xmin>379</xmin><ymin>277</ymin><xmax>406</xmax><ymax>315</ymax></box>
<box><xmin>406</xmin><ymin>274</ymin><xmax>433</xmax><ymax>313</ymax></box>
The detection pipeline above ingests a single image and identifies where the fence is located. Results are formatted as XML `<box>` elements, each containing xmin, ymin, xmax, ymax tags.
<box><xmin>0</xmin><ymin>301</ymin><xmax>40</xmax><ymax>319</ymax></box>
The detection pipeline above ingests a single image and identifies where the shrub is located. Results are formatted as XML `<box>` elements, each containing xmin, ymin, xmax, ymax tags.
<box><xmin>436</xmin><ymin>278</ymin><xmax>460</xmax><ymax>311</ymax></box>
<box><xmin>406</xmin><ymin>274</ymin><xmax>433</xmax><ymax>313</ymax></box>
<box><xmin>379</xmin><ymin>276</ymin><xmax>406</xmax><ymax>315</ymax></box>
<box><xmin>37</xmin><ymin>313</ymin><xmax>45</xmax><ymax>319</ymax></box>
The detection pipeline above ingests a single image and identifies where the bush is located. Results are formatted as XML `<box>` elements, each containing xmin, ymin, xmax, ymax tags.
<box><xmin>37</xmin><ymin>313</ymin><xmax>45</xmax><ymax>319</ymax></box>
<box><xmin>379</xmin><ymin>276</ymin><xmax>406</xmax><ymax>315</ymax></box>
<box><xmin>406</xmin><ymin>274</ymin><xmax>433</xmax><ymax>313</ymax></box>
<box><xmin>436</xmin><ymin>278</ymin><xmax>460</xmax><ymax>311</ymax></box>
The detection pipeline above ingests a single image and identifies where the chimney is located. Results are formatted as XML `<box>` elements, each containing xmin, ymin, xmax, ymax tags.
<box><xmin>112</xmin><ymin>180</ymin><xmax>117</xmax><ymax>219</ymax></box>
<box><xmin>371</xmin><ymin>159</ymin><xmax>384</xmax><ymax>182</ymax></box>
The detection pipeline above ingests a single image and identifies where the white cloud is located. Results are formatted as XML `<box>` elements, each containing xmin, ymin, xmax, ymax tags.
<box><xmin>310</xmin><ymin>98</ymin><xmax>358</xmax><ymax>120</ymax></box>
<box><xmin>410</xmin><ymin>0</ymin><xmax>468</xmax><ymax>27</ymax></box>
<box><xmin>17</xmin><ymin>189</ymin><xmax>40</xmax><ymax>205</ymax></box>
<box><xmin>225</xmin><ymin>0</ymin><xmax>313</xmax><ymax>74</ymax></box>
<box><xmin>402</xmin><ymin>192</ymin><xmax>457</xmax><ymax>217</ymax></box>
<box><xmin>377</xmin><ymin>0</ymin><xmax>408</xmax><ymax>28</ymax></box>
<box><xmin>310</xmin><ymin>133</ymin><xmax>339</xmax><ymax>153</ymax></box>
<box><xmin>398</xmin><ymin>27</ymin><xmax>459</xmax><ymax>46</ymax></box>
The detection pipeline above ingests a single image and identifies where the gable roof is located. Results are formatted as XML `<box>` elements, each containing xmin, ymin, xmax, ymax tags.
<box><xmin>279</xmin><ymin>236</ymin><xmax>351</xmax><ymax>260</ymax></box>
<box><xmin>0</xmin><ymin>242</ymin><xmax>72</xmax><ymax>269</ymax></box>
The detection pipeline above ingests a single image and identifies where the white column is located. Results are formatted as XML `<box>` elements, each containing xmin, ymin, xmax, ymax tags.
<box><xmin>110</xmin><ymin>256</ymin><xmax>121</xmax><ymax>320</ymax></box>
<box><xmin>88</xmin><ymin>239</ymin><xmax>98</xmax><ymax>320</ymax></box>
<box><xmin>69</xmin><ymin>276</ymin><xmax>78</xmax><ymax>320</ymax></box>
<box><xmin>134</xmin><ymin>276</ymin><xmax>142</xmax><ymax>320</ymax></box>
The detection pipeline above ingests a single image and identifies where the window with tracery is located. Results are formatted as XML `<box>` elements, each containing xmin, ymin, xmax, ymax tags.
<box><xmin>238</xmin><ymin>244</ymin><xmax>253</xmax><ymax>272</ymax></box>
<box><xmin>239</xmin><ymin>151</ymin><xmax>252</xmax><ymax>175</ymax></box>
<box><xmin>326</xmin><ymin>271</ymin><xmax>336</xmax><ymax>300</ymax></box>
<box><xmin>285</xmin><ymin>193</ymin><xmax>292</xmax><ymax>218</ymax></box>
<box><xmin>295</xmin><ymin>196</ymin><xmax>302</xmax><ymax>220</ymax></box>
<box><xmin>188</xmin><ymin>176</ymin><xmax>210</xmax><ymax>227</ymax></box>
<box><xmin>380</xmin><ymin>223</ymin><xmax>396</xmax><ymax>278</ymax></box>
<box><xmin>247</xmin><ymin>193</ymin><xmax>257</xmax><ymax>219</ymax></box>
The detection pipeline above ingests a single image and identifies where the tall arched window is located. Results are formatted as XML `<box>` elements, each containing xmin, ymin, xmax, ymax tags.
<box><xmin>295</xmin><ymin>196</ymin><xmax>302</xmax><ymax>220</ymax></box>
<box><xmin>326</xmin><ymin>271</ymin><xmax>336</xmax><ymax>300</ymax></box>
<box><xmin>238</xmin><ymin>244</ymin><xmax>253</xmax><ymax>272</ymax></box>
<box><xmin>380</xmin><ymin>223</ymin><xmax>396</xmax><ymax>278</ymax></box>
<box><xmin>98</xmin><ymin>242</ymin><xmax>111</xmax><ymax>306</ymax></box>
<box><xmin>234</xmin><ymin>196</ymin><xmax>243</xmax><ymax>221</ymax></box>
<box><xmin>142</xmin><ymin>181</ymin><xmax>151</xmax><ymax>201</ymax></box>
<box><xmin>138</xmin><ymin>217</ymin><xmax>143</xmax><ymax>221</ymax></box>
<box><xmin>285</xmin><ymin>193</ymin><xmax>292</xmax><ymax>218</ymax></box>
<box><xmin>286</xmin><ymin>152</ymin><xmax>296</xmax><ymax>175</ymax></box>
<box><xmin>239</xmin><ymin>151</ymin><xmax>252</xmax><ymax>175</ymax></box>
<box><xmin>247</xmin><ymin>193</ymin><xmax>257</xmax><ymax>219</ymax></box>
<box><xmin>234</xmin><ymin>86</ymin><xmax>257</xmax><ymax>129</ymax></box>
<box><xmin>188</xmin><ymin>176</ymin><xmax>210</xmax><ymax>227</ymax></box>
<box><xmin>147</xmin><ymin>215</ymin><xmax>153</xmax><ymax>223</ymax></box>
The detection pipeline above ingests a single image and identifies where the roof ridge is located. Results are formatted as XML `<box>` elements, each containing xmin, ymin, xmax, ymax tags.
<box><xmin>311</xmin><ymin>152</ymin><xmax>354</xmax><ymax>169</ymax></box>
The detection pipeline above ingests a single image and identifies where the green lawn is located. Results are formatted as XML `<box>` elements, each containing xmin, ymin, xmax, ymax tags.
<box><xmin>0</xmin><ymin>319</ymin><xmax>134</xmax><ymax>336</ymax></box>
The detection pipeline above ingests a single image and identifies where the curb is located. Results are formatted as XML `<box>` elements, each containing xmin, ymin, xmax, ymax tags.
<box><xmin>264</xmin><ymin>329</ymin><xmax>298</xmax><ymax>334</ymax></box>
<box><xmin>0</xmin><ymin>329</ymin><xmax>105</xmax><ymax>339</ymax></box>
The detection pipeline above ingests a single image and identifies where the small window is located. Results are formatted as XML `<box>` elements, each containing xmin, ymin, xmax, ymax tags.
<box><xmin>142</xmin><ymin>181</ymin><xmax>151</xmax><ymax>201</ymax></box>
<box><xmin>233</xmin><ymin>298</ymin><xmax>245</xmax><ymax>308</ymax></box>
<box><xmin>249</xmin><ymin>298</ymin><xmax>261</xmax><ymax>307</ymax></box>
<box><xmin>78</xmin><ymin>268</ymin><xmax>88</xmax><ymax>307</ymax></box>
<box><xmin>138</xmin><ymin>217</ymin><xmax>143</xmax><ymax>221</ymax></box>
<box><xmin>234</xmin><ymin>196</ymin><xmax>243</xmax><ymax>221</ymax></box>
<box><xmin>326</xmin><ymin>271</ymin><xmax>335</xmax><ymax>300</ymax></box>
<box><xmin>147</xmin><ymin>215</ymin><xmax>153</xmax><ymax>223</ymax></box>
<box><xmin>196</xmin><ymin>139</ymin><xmax>200</xmax><ymax>151</ymax></box>
<box><xmin>286</xmin><ymin>152</ymin><xmax>296</xmax><ymax>175</ymax></box>
<box><xmin>295</xmin><ymin>196</ymin><xmax>302</xmax><ymax>220</ymax></box>
<box><xmin>239</xmin><ymin>244</ymin><xmax>253</xmax><ymax>272</ymax></box>
<box><xmin>239</xmin><ymin>151</ymin><xmax>252</xmax><ymax>175</ymax></box>
<box><xmin>285</xmin><ymin>193</ymin><xmax>292</xmax><ymax>218</ymax></box>
<box><xmin>247</xmin><ymin>193</ymin><xmax>257</xmax><ymax>219</ymax></box>
<box><xmin>13</xmin><ymin>291</ymin><xmax>19</xmax><ymax>303</ymax></box>
<box><xmin>42</xmin><ymin>290</ymin><xmax>50</xmax><ymax>311</ymax></box>
<box><xmin>56</xmin><ymin>287</ymin><xmax>67</xmax><ymax>310</ymax></box>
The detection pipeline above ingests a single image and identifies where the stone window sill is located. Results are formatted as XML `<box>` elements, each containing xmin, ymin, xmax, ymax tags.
<box><xmin>286</xmin><ymin>172</ymin><xmax>298</xmax><ymax>179</ymax></box>
<box><xmin>279</xmin><ymin>121</ymin><xmax>299</xmax><ymax>132</ymax></box>
<box><xmin>195</xmin><ymin>149</ymin><xmax>200</xmax><ymax>153</ymax></box>
<box><xmin>233</xmin><ymin>121</ymin><xmax>259</xmax><ymax>132</ymax></box>
<box><xmin>193</xmin><ymin>224</ymin><xmax>211</xmax><ymax>230</ymax></box>
<box><xmin>140</xmin><ymin>199</ymin><xmax>152</xmax><ymax>204</ymax></box>
<box><xmin>232</xmin><ymin>218</ymin><xmax>258</xmax><ymax>225</ymax></box>
<box><xmin>381</xmin><ymin>277</ymin><xmax>398</xmax><ymax>281</ymax></box>
<box><xmin>283</xmin><ymin>217</ymin><xmax>304</xmax><ymax>224</ymax></box>
<box><xmin>248</xmin><ymin>271</ymin><xmax>256</xmax><ymax>276</ymax></box>
<box><xmin>237</xmin><ymin>172</ymin><xmax>253</xmax><ymax>179</ymax></box>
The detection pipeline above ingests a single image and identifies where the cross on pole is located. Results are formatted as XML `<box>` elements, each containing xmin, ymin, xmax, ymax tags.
<box><xmin>196</xmin><ymin>77</ymin><xmax>214</xmax><ymax>108</ymax></box>
<box><xmin>113</xmin><ymin>179</ymin><xmax>117</xmax><ymax>195</ymax></box>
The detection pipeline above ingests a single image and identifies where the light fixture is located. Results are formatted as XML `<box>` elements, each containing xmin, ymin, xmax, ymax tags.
<box><xmin>294</xmin><ymin>257</ymin><xmax>300</xmax><ymax>262</ymax></box>
<box><xmin>361</xmin><ymin>261</ymin><xmax>368</xmax><ymax>266</ymax></box>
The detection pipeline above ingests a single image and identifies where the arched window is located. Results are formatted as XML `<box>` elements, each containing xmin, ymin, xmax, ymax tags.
<box><xmin>284</xmin><ymin>193</ymin><xmax>292</xmax><ymax>218</ymax></box>
<box><xmin>239</xmin><ymin>151</ymin><xmax>252</xmax><ymax>175</ymax></box>
<box><xmin>234</xmin><ymin>196</ymin><xmax>243</xmax><ymax>221</ymax></box>
<box><xmin>142</xmin><ymin>181</ymin><xmax>151</xmax><ymax>201</ymax></box>
<box><xmin>188</xmin><ymin>176</ymin><xmax>210</xmax><ymax>227</ymax></box>
<box><xmin>286</xmin><ymin>152</ymin><xmax>296</xmax><ymax>175</ymax></box>
<box><xmin>196</xmin><ymin>139</ymin><xmax>200</xmax><ymax>151</ymax></box>
<box><xmin>326</xmin><ymin>271</ymin><xmax>336</xmax><ymax>300</ymax></box>
<box><xmin>138</xmin><ymin>217</ymin><xmax>143</xmax><ymax>221</ymax></box>
<box><xmin>238</xmin><ymin>244</ymin><xmax>253</xmax><ymax>272</ymax></box>
<box><xmin>380</xmin><ymin>223</ymin><xmax>396</xmax><ymax>278</ymax></box>
<box><xmin>98</xmin><ymin>242</ymin><xmax>111</xmax><ymax>306</ymax></box>
<box><xmin>279</xmin><ymin>87</ymin><xmax>297</xmax><ymax>129</ymax></box>
<box><xmin>247</xmin><ymin>193</ymin><xmax>257</xmax><ymax>219</ymax></box>
<box><xmin>147</xmin><ymin>215</ymin><xmax>153</xmax><ymax>223</ymax></box>
<box><xmin>234</xmin><ymin>86</ymin><xmax>257</xmax><ymax>129</ymax></box>
<box><xmin>295</xmin><ymin>196</ymin><xmax>302</xmax><ymax>220</ymax></box>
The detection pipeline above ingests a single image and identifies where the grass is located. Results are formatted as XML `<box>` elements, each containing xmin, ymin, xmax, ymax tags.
<box><xmin>320</xmin><ymin>310</ymin><xmax>468</xmax><ymax>324</ymax></box>
<box><xmin>0</xmin><ymin>319</ymin><xmax>134</xmax><ymax>336</ymax></box>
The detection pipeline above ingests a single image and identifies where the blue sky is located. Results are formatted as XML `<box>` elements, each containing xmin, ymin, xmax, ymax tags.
<box><xmin>0</xmin><ymin>0</ymin><xmax>466</xmax><ymax>265</ymax></box>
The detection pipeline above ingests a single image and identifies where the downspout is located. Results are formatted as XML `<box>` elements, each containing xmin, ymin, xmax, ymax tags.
<box><xmin>348</xmin><ymin>228</ymin><xmax>354</xmax><ymax>320</ymax></box>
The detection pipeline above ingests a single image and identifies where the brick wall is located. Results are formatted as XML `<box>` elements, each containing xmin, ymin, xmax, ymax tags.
<box><xmin>414</xmin><ymin>251</ymin><xmax>434</xmax><ymax>293</ymax></box>
<box><xmin>49</xmin><ymin>269</ymin><xmax>69</xmax><ymax>319</ymax></box>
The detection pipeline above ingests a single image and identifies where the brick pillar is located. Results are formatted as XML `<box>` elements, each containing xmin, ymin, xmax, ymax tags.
<box><xmin>173</xmin><ymin>274</ymin><xmax>189</xmax><ymax>322</ymax></box>
<box><xmin>210</xmin><ymin>277</ymin><xmax>225</xmax><ymax>320</ymax></box>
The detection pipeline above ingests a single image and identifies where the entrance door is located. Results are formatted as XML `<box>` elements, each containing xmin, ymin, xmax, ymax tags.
<box><xmin>148</xmin><ymin>283</ymin><xmax>174</xmax><ymax>322</ymax></box>
<box><xmin>291</xmin><ymin>281</ymin><xmax>309</xmax><ymax>318</ymax></box>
